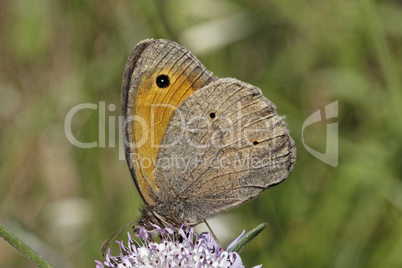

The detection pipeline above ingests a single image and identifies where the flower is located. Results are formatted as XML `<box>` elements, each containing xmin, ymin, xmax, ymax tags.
<box><xmin>95</xmin><ymin>225</ymin><xmax>262</xmax><ymax>268</ymax></box>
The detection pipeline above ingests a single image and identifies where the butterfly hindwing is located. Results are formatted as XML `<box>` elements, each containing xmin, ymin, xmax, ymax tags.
<box><xmin>154</xmin><ymin>78</ymin><xmax>296</xmax><ymax>224</ymax></box>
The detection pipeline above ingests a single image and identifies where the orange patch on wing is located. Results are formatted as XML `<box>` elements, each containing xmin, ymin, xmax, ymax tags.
<box><xmin>132</xmin><ymin>66</ymin><xmax>199</xmax><ymax>205</ymax></box>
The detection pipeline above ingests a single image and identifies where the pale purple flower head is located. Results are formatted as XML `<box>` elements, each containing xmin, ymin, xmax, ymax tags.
<box><xmin>95</xmin><ymin>225</ymin><xmax>262</xmax><ymax>268</ymax></box>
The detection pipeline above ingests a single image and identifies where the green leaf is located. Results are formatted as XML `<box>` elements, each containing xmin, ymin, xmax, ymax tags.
<box><xmin>229</xmin><ymin>223</ymin><xmax>267</xmax><ymax>253</ymax></box>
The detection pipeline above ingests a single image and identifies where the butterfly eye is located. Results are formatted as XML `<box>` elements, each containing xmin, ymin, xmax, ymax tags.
<box><xmin>156</xmin><ymin>74</ymin><xmax>170</xmax><ymax>88</ymax></box>
<box><xmin>253</xmin><ymin>141</ymin><xmax>259</xmax><ymax>145</ymax></box>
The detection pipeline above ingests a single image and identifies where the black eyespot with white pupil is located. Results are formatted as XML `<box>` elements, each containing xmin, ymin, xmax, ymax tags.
<box><xmin>156</xmin><ymin>75</ymin><xmax>170</xmax><ymax>88</ymax></box>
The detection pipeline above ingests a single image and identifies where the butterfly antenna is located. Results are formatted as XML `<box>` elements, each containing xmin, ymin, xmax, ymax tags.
<box><xmin>204</xmin><ymin>220</ymin><xmax>222</xmax><ymax>249</ymax></box>
<box><xmin>101</xmin><ymin>220</ymin><xmax>138</xmax><ymax>256</ymax></box>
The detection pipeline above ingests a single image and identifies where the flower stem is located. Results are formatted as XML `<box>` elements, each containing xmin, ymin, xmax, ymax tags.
<box><xmin>0</xmin><ymin>224</ymin><xmax>54</xmax><ymax>268</ymax></box>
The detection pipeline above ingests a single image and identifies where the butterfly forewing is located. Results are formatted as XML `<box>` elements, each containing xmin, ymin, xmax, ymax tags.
<box><xmin>122</xmin><ymin>39</ymin><xmax>217</xmax><ymax>206</ymax></box>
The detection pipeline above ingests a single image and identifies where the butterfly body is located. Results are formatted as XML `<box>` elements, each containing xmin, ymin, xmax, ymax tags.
<box><xmin>121</xmin><ymin>39</ymin><xmax>296</xmax><ymax>231</ymax></box>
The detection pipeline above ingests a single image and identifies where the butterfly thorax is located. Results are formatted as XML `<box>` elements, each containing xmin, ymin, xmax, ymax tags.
<box><xmin>138</xmin><ymin>201</ymin><xmax>193</xmax><ymax>231</ymax></box>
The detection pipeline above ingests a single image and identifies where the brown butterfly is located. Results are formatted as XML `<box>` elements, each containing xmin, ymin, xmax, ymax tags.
<box><xmin>120</xmin><ymin>39</ymin><xmax>296</xmax><ymax>234</ymax></box>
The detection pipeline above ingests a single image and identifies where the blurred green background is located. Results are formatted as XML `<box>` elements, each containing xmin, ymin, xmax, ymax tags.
<box><xmin>1</xmin><ymin>0</ymin><xmax>401</xmax><ymax>267</ymax></box>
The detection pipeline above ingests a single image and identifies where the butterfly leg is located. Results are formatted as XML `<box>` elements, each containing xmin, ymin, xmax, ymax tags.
<box><xmin>204</xmin><ymin>220</ymin><xmax>223</xmax><ymax>249</ymax></box>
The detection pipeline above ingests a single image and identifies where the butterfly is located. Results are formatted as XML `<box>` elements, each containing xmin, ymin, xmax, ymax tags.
<box><xmin>121</xmin><ymin>39</ymin><xmax>296</xmax><ymax>233</ymax></box>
